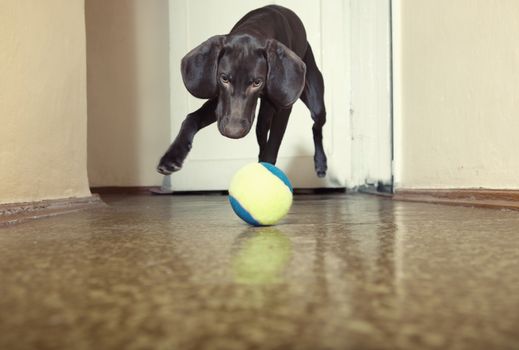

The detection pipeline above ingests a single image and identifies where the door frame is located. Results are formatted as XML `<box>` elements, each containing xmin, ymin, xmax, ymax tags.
<box><xmin>348</xmin><ymin>0</ymin><xmax>393</xmax><ymax>191</ymax></box>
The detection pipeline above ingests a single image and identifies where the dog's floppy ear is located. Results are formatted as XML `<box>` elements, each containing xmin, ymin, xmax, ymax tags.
<box><xmin>265</xmin><ymin>39</ymin><xmax>306</xmax><ymax>108</ymax></box>
<box><xmin>181</xmin><ymin>35</ymin><xmax>224</xmax><ymax>99</ymax></box>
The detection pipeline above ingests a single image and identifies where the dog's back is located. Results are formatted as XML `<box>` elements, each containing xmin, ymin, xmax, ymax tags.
<box><xmin>230</xmin><ymin>5</ymin><xmax>307</xmax><ymax>57</ymax></box>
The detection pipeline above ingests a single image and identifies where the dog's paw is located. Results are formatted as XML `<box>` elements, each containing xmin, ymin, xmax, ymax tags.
<box><xmin>157</xmin><ymin>158</ymin><xmax>183</xmax><ymax>175</ymax></box>
<box><xmin>157</xmin><ymin>141</ymin><xmax>193</xmax><ymax>175</ymax></box>
<box><xmin>314</xmin><ymin>154</ymin><xmax>327</xmax><ymax>178</ymax></box>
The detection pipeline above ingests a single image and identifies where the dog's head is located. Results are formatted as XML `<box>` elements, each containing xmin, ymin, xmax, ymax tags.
<box><xmin>181</xmin><ymin>34</ymin><xmax>306</xmax><ymax>139</ymax></box>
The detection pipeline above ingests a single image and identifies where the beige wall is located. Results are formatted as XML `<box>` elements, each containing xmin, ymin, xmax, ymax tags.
<box><xmin>0</xmin><ymin>0</ymin><xmax>91</xmax><ymax>204</ymax></box>
<box><xmin>395</xmin><ymin>0</ymin><xmax>519</xmax><ymax>189</ymax></box>
<box><xmin>86</xmin><ymin>0</ymin><xmax>170</xmax><ymax>187</ymax></box>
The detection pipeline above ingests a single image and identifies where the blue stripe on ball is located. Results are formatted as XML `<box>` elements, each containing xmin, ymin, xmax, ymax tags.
<box><xmin>259</xmin><ymin>162</ymin><xmax>293</xmax><ymax>192</ymax></box>
<box><xmin>229</xmin><ymin>195</ymin><xmax>261</xmax><ymax>226</ymax></box>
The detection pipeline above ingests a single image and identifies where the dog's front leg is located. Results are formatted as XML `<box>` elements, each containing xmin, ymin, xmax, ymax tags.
<box><xmin>259</xmin><ymin>107</ymin><xmax>292</xmax><ymax>165</ymax></box>
<box><xmin>256</xmin><ymin>100</ymin><xmax>276</xmax><ymax>161</ymax></box>
<box><xmin>157</xmin><ymin>99</ymin><xmax>217</xmax><ymax>175</ymax></box>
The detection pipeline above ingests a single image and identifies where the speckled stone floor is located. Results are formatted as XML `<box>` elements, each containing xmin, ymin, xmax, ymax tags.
<box><xmin>1</xmin><ymin>194</ymin><xmax>519</xmax><ymax>350</ymax></box>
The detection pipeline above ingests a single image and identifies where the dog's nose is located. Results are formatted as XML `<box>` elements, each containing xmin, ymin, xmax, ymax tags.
<box><xmin>219</xmin><ymin>117</ymin><xmax>249</xmax><ymax>139</ymax></box>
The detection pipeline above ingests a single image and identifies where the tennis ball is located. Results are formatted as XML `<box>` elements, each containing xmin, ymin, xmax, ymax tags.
<box><xmin>228</xmin><ymin>162</ymin><xmax>293</xmax><ymax>226</ymax></box>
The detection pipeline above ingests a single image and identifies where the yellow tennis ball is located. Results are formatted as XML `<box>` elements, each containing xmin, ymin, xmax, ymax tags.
<box><xmin>228</xmin><ymin>162</ymin><xmax>293</xmax><ymax>226</ymax></box>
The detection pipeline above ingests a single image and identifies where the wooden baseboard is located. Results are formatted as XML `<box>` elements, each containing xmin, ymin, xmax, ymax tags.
<box><xmin>90</xmin><ymin>187</ymin><xmax>162</xmax><ymax>195</ymax></box>
<box><xmin>393</xmin><ymin>189</ymin><xmax>519</xmax><ymax>211</ymax></box>
<box><xmin>0</xmin><ymin>194</ymin><xmax>106</xmax><ymax>227</ymax></box>
<box><xmin>90</xmin><ymin>186</ymin><xmax>350</xmax><ymax>196</ymax></box>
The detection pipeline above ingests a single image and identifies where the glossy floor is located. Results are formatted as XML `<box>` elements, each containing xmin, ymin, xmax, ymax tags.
<box><xmin>1</xmin><ymin>194</ymin><xmax>519</xmax><ymax>350</ymax></box>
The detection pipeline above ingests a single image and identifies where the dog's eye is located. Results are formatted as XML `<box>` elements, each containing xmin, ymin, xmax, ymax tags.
<box><xmin>220</xmin><ymin>74</ymin><xmax>230</xmax><ymax>84</ymax></box>
<box><xmin>252</xmin><ymin>79</ymin><xmax>262</xmax><ymax>87</ymax></box>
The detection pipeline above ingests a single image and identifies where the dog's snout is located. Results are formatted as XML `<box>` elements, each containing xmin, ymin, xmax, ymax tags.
<box><xmin>221</xmin><ymin>115</ymin><xmax>231</xmax><ymax>124</ymax></box>
<box><xmin>219</xmin><ymin>116</ymin><xmax>250</xmax><ymax>139</ymax></box>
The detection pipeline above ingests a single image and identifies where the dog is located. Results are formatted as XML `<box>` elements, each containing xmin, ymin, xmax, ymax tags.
<box><xmin>157</xmin><ymin>5</ymin><xmax>327</xmax><ymax>178</ymax></box>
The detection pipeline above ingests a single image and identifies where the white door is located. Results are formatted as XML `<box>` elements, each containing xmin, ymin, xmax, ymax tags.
<box><xmin>167</xmin><ymin>0</ymin><xmax>350</xmax><ymax>190</ymax></box>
